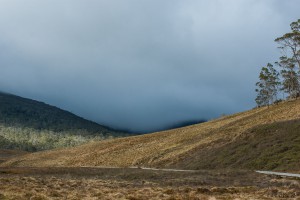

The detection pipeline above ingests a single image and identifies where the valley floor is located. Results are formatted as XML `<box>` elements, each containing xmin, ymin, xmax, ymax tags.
<box><xmin>0</xmin><ymin>167</ymin><xmax>300</xmax><ymax>200</ymax></box>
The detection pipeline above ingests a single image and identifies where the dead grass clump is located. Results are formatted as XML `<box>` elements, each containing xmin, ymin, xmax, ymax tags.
<box><xmin>265</xmin><ymin>188</ymin><xmax>300</xmax><ymax>198</ymax></box>
<box><xmin>211</xmin><ymin>187</ymin><xmax>230</xmax><ymax>194</ymax></box>
<box><xmin>47</xmin><ymin>190</ymin><xmax>64</xmax><ymax>198</ymax></box>
<box><xmin>270</xmin><ymin>178</ymin><xmax>300</xmax><ymax>188</ymax></box>
<box><xmin>196</xmin><ymin>187</ymin><xmax>211</xmax><ymax>194</ymax></box>
<box><xmin>164</xmin><ymin>188</ymin><xmax>175</xmax><ymax>195</ymax></box>
<box><xmin>29</xmin><ymin>195</ymin><xmax>49</xmax><ymax>200</ymax></box>
<box><xmin>126</xmin><ymin>195</ymin><xmax>143</xmax><ymax>200</ymax></box>
<box><xmin>0</xmin><ymin>194</ymin><xmax>7</xmax><ymax>200</ymax></box>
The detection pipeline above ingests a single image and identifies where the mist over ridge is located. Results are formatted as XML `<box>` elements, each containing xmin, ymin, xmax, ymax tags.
<box><xmin>0</xmin><ymin>0</ymin><xmax>299</xmax><ymax>132</ymax></box>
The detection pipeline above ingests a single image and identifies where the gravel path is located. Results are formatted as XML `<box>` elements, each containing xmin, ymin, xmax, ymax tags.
<box><xmin>256</xmin><ymin>170</ymin><xmax>300</xmax><ymax>178</ymax></box>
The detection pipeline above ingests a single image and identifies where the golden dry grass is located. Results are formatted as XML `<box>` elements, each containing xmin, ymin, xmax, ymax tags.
<box><xmin>0</xmin><ymin>176</ymin><xmax>260</xmax><ymax>200</ymax></box>
<box><xmin>0</xmin><ymin>167</ymin><xmax>299</xmax><ymax>200</ymax></box>
<box><xmin>0</xmin><ymin>149</ymin><xmax>28</xmax><ymax>164</ymax></box>
<box><xmin>2</xmin><ymin>99</ymin><xmax>300</xmax><ymax>169</ymax></box>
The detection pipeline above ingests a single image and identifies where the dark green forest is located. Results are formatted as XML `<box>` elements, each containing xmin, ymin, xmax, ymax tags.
<box><xmin>0</xmin><ymin>92</ymin><xmax>129</xmax><ymax>151</ymax></box>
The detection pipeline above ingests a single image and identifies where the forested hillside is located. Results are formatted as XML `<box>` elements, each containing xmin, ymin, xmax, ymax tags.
<box><xmin>0</xmin><ymin>92</ymin><xmax>128</xmax><ymax>151</ymax></box>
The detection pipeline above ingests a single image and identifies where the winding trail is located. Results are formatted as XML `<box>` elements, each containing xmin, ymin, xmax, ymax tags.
<box><xmin>80</xmin><ymin>166</ymin><xmax>198</xmax><ymax>172</ymax></box>
<box><xmin>256</xmin><ymin>170</ymin><xmax>300</xmax><ymax>178</ymax></box>
<box><xmin>130</xmin><ymin>167</ymin><xmax>197</xmax><ymax>172</ymax></box>
<box><xmin>82</xmin><ymin>167</ymin><xmax>300</xmax><ymax>175</ymax></box>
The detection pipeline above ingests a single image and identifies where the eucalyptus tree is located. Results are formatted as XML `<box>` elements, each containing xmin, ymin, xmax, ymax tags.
<box><xmin>255</xmin><ymin>63</ymin><xmax>280</xmax><ymax>107</ymax></box>
<box><xmin>275</xmin><ymin>19</ymin><xmax>300</xmax><ymax>98</ymax></box>
<box><xmin>275</xmin><ymin>56</ymin><xmax>300</xmax><ymax>98</ymax></box>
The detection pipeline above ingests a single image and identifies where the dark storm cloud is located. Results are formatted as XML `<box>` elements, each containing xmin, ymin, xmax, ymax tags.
<box><xmin>0</xmin><ymin>0</ymin><xmax>299</xmax><ymax>132</ymax></box>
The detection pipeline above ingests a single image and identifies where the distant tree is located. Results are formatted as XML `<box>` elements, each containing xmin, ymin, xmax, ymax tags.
<box><xmin>275</xmin><ymin>56</ymin><xmax>300</xmax><ymax>98</ymax></box>
<box><xmin>275</xmin><ymin>19</ymin><xmax>300</xmax><ymax>99</ymax></box>
<box><xmin>255</xmin><ymin>63</ymin><xmax>280</xmax><ymax>107</ymax></box>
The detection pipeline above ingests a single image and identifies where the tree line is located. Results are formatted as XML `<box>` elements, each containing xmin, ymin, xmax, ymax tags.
<box><xmin>255</xmin><ymin>19</ymin><xmax>300</xmax><ymax>107</ymax></box>
<box><xmin>0</xmin><ymin>125</ymin><xmax>110</xmax><ymax>151</ymax></box>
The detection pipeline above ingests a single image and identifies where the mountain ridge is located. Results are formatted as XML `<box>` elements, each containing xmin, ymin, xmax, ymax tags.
<box><xmin>0</xmin><ymin>92</ymin><xmax>114</xmax><ymax>132</ymax></box>
<box><xmin>0</xmin><ymin>92</ymin><xmax>128</xmax><ymax>151</ymax></box>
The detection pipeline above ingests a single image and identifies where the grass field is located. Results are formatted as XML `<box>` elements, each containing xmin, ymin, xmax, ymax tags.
<box><xmin>1</xmin><ymin>167</ymin><xmax>300</xmax><ymax>199</ymax></box>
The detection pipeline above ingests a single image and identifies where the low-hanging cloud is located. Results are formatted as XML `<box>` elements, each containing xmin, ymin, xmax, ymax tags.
<box><xmin>0</xmin><ymin>0</ymin><xmax>299</xmax><ymax>132</ymax></box>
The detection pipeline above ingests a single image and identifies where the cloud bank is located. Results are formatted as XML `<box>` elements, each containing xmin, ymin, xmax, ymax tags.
<box><xmin>0</xmin><ymin>0</ymin><xmax>299</xmax><ymax>132</ymax></box>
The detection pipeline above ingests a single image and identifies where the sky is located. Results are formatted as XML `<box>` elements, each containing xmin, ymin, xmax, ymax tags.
<box><xmin>0</xmin><ymin>0</ymin><xmax>299</xmax><ymax>132</ymax></box>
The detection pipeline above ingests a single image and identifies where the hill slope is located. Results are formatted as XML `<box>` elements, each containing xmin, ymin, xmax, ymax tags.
<box><xmin>0</xmin><ymin>149</ymin><xmax>28</xmax><ymax>164</ymax></box>
<box><xmin>0</xmin><ymin>92</ymin><xmax>127</xmax><ymax>151</ymax></box>
<box><xmin>2</xmin><ymin>100</ymin><xmax>300</xmax><ymax>171</ymax></box>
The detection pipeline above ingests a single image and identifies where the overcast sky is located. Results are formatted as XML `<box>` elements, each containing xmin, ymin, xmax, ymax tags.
<box><xmin>0</xmin><ymin>0</ymin><xmax>299</xmax><ymax>132</ymax></box>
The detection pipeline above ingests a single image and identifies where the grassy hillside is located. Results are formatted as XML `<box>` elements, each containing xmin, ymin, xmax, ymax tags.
<box><xmin>0</xmin><ymin>149</ymin><xmax>28</xmax><ymax>164</ymax></box>
<box><xmin>179</xmin><ymin>119</ymin><xmax>300</xmax><ymax>171</ymax></box>
<box><xmin>0</xmin><ymin>92</ymin><xmax>128</xmax><ymax>151</ymax></box>
<box><xmin>2</xmin><ymin>99</ymin><xmax>300</xmax><ymax>171</ymax></box>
